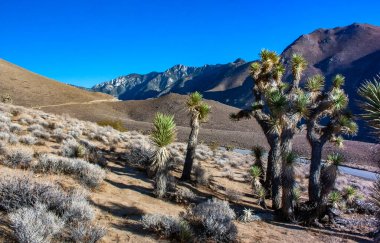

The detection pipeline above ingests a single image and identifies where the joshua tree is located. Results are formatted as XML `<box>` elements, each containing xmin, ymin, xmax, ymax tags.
<box><xmin>305</xmin><ymin>74</ymin><xmax>358</xmax><ymax>203</ymax></box>
<box><xmin>181</xmin><ymin>92</ymin><xmax>211</xmax><ymax>181</ymax></box>
<box><xmin>231</xmin><ymin>50</ymin><xmax>308</xmax><ymax>210</ymax></box>
<box><xmin>150</xmin><ymin>113</ymin><xmax>176</xmax><ymax>198</ymax></box>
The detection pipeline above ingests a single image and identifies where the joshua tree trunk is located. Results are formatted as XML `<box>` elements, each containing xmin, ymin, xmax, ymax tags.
<box><xmin>308</xmin><ymin>142</ymin><xmax>323</xmax><ymax>203</ymax></box>
<box><xmin>271</xmin><ymin>137</ymin><xmax>282</xmax><ymax>210</ymax></box>
<box><xmin>181</xmin><ymin>114</ymin><xmax>200</xmax><ymax>181</ymax></box>
<box><xmin>281</xmin><ymin>134</ymin><xmax>295</xmax><ymax>220</ymax></box>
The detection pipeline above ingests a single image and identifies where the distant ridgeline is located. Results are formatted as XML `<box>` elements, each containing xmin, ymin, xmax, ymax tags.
<box><xmin>94</xmin><ymin>23</ymin><xmax>380</xmax><ymax>143</ymax></box>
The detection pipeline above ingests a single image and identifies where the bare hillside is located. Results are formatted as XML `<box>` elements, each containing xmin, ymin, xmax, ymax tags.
<box><xmin>0</xmin><ymin>59</ymin><xmax>113</xmax><ymax>107</ymax></box>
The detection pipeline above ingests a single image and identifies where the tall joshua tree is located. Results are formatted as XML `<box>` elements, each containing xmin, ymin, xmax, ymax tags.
<box><xmin>231</xmin><ymin>50</ymin><xmax>308</xmax><ymax>210</ymax></box>
<box><xmin>305</xmin><ymin>74</ymin><xmax>358</xmax><ymax>203</ymax></box>
<box><xmin>150</xmin><ymin>113</ymin><xmax>177</xmax><ymax>198</ymax></box>
<box><xmin>181</xmin><ymin>92</ymin><xmax>211</xmax><ymax>181</ymax></box>
<box><xmin>358</xmin><ymin>76</ymin><xmax>380</xmax><ymax>240</ymax></box>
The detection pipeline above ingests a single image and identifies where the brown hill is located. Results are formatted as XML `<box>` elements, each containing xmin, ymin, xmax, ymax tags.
<box><xmin>0</xmin><ymin>58</ymin><xmax>113</xmax><ymax>107</ymax></box>
<box><xmin>39</xmin><ymin>93</ymin><xmax>378</xmax><ymax>172</ymax></box>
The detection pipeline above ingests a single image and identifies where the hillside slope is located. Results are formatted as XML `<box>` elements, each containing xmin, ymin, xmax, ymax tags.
<box><xmin>0</xmin><ymin>59</ymin><xmax>113</xmax><ymax>107</ymax></box>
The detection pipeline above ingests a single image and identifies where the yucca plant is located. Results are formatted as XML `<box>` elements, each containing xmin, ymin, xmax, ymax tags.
<box><xmin>328</xmin><ymin>191</ymin><xmax>342</xmax><ymax>209</ymax></box>
<box><xmin>230</xmin><ymin>50</ymin><xmax>309</xmax><ymax>211</ymax></box>
<box><xmin>181</xmin><ymin>92</ymin><xmax>211</xmax><ymax>181</ymax></box>
<box><xmin>358</xmin><ymin>76</ymin><xmax>380</xmax><ymax>137</ymax></box>
<box><xmin>257</xmin><ymin>186</ymin><xmax>267</xmax><ymax>209</ymax></box>
<box><xmin>319</xmin><ymin>153</ymin><xmax>343</xmax><ymax>203</ymax></box>
<box><xmin>250</xmin><ymin>165</ymin><xmax>262</xmax><ymax>191</ymax></box>
<box><xmin>343</xmin><ymin>186</ymin><xmax>357</xmax><ymax>206</ymax></box>
<box><xmin>281</xmin><ymin>152</ymin><xmax>298</xmax><ymax>221</ymax></box>
<box><xmin>252</xmin><ymin>145</ymin><xmax>266</xmax><ymax>184</ymax></box>
<box><xmin>150</xmin><ymin>113</ymin><xmax>177</xmax><ymax>198</ymax></box>
<box><xmin>305</xmin><ymin>74</ymin><xmax>357</xmax><ymax>203</ymax></box>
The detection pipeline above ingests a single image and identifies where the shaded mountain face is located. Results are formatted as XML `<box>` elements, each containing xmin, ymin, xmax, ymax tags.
<box><xmin>92</xmin><ymin>23</ymin><xmax>380</xmax><ymax>142</ymax></box>
<box><xmin>92</xmin><ymin>58</ymin><xmax>253</xmax><ymax>107</ymax></box>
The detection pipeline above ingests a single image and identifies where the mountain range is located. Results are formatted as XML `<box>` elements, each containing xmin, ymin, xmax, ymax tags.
<box><xmin>92</xmin><ymin>23</ymin><xmax>380</xmax><ymax>142</ymax></box>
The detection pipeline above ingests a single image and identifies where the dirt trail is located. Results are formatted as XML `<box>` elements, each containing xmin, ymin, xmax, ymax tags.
<box><xmin>32</xmin><ymin>98</ymin><xmax>119</xmax><ymax>109</ymax></box>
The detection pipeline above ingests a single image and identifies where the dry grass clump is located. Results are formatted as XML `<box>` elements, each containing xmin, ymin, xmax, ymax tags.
<box><xmin>3</xmin><ymin>146</ymin><xmax>34</xmax><ymax>168</ymax></box>
<box><xmin>0</xmin><ymin>175</ymin><xmax>105</xmax><ymax>242</ymax></box>
<box><xmin>171</xmin><ymin>187</ymin><xmax>197</xmax><ymax>204</ymax></box>
<box><xmin>35</xmin><ymin>154</ymin><xmax>106</xmax><ymax>188</ymax></box>
<box><xmin>97</xmin><ymin>119</ymin><xmax>128</xmax><ymax>132</ymax></box>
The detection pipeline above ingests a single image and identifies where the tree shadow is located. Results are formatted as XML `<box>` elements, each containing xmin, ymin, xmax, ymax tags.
<box><xmin>91</xmin><ymin>201</ymin><xmax>145</xmax><ymax>220</ymax></box>
<box><xmin>104</xmin><ymin>178</ymin><xmax>154</xmax><ymax>197</ymax></box>
<box><xmin>268</xmin><ymin>220</ymin><xmax>372</xmax><ymax>242</ymax></box>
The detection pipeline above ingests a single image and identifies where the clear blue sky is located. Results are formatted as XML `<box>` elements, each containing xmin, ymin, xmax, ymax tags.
<box><xmin>1</xmin><ymin>0</ymin><xmax>379</xmax><ymax>87</ymax></box>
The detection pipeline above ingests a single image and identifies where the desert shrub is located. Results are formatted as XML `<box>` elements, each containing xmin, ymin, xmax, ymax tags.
<box><xmin>0</xmin><ymin>114</ymin><xmax>11</xmax><ymax>124</ymax></box>
<box><xmin>4</xmin><ymin>146</ymin><xmax>34</xmax><ymax>168</ymax></box>
<box><xmin>193</xmin><ymin>164</ymin><xmax>210</xmax><ymax>186</ymax></box>
<box><xmin>9</xmin><ymin>203</ymin><xmax>64</xmax><ymax>243</ymax></box>
<box><xmin>35</xmin><ymin>154</ymin><xmax>106</xmax><ymax>188</ymax></box>
<box><xmin>208</xmin><ymin>141</ymin><xmax>220</xmax><ymax>152</ymax></box>
<box><xmin>0</xmin><ymin>176</ymin><xmax>104</xmax><ymax>242</ymax></box>
<box><xmin>225</xmin><ymin>144</ymin><xmax>235</xmax><ymax>152</ymax></box>
<box><xmin>19</xmin><ymin>135</ymin><xmax>37</xmax><ymax>145</ymax></box>
<box><xmin>9</xmin><ymin>135</ymin><xmax>19</xmax><ymax>145</ymax></box>
<box><xmin>1</xmin><ymin>93</ymin><xmax>12</xmax><ymax>103</ymax></box>
<box><xmin>225</xmin><ymin>189</ymin><xmax>242</xmax><ymax>202</ymax></box>
<box><xmin>97</xmin><ymin>119</ymin><xmax>127</xmax><ymax>132</ymax></box>
<box><xmin>185</xmin><ymin>198</ymin><xmax>237</xmax><ymax>242</ymax></box>
<box><xmin>10</xmin><ymin>123</ymin><xmax>22</xmax><ymax>134</ymax></box>
<box><xmin>52</xmin><ymin>128</ymin><xmax>67</xmax><ymax>142</ymax></box>
<box><xmin>27</xmin><ymin>124</ymin><xmax>44</xmax><ymax>132</ymax></box>
<box><xmin>32</xmin><ymin>130</ymin><xmax>51</xmax><ymax>140</ymax></box>
<box><xmin>68</xmin><ymin>222</ymin><xmax>107</xmax><ymax>243</ymax></box>
<box><xmin>61</xmin><ymin>139</ymin><xmax>87</xmax><ymax>158</ymax></box>
<box><xmin>0</xmin><ymin>131</ymin><xmax>10</xmax><ymax>142</ymax></box>
<box><xmin>142</xmin><ymin>214</ymin><xmax>193</xmax><ymax>242</ymax></box>
<box><xmin>142</xmin><ymin>214</ymin><xmax>181</xmax><ymax>237</ymax></box>
<box><xmin>172</xmin><ymin>187</ymin><xmax>197</xmax><ymax>204</ymax></box>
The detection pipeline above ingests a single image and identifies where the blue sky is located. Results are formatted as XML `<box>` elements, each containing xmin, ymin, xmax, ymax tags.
<box><xmin>1</xmin><ymin>0</ymin><xmax>379</xmax><ymax>87</ymax></box>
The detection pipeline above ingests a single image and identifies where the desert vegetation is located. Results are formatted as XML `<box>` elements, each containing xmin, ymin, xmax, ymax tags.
<box><xmin>0</xmin><ymin>61</ymin><xmax>378</xmax><ymax>242</ymax></box>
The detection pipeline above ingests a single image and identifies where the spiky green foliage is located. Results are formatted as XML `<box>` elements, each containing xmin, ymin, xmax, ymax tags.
<box><xmin>327</xmin><ymin>153</ymin><xmax>344</xmax><ymax>166</ymax></box>
<box><xmin>330</xmin><ymin>88</ymin><xmax>348</xmax><ymax>111</ymax></box>
<box><xmin>151</xmin><ymin>113</ymin><xmax>176</xmax><ymax>148</ymax></box>
<box><xmin>252</xmin><ymin>146</ymin><xmax>265</xmax><ymax>161</ymax></box>
<box><xmin>328</xmin><ymin>191</ymin><xmax>342</xmax><ymax>207</ymax></box>
<box><xmin>337</xmin><ymin>115</ymin><xmax>358</xmax><ymax>136</ymax></box>
<box><xmin>306</xmin><ymin>75</ymin><xmax>325</xmax><ymax>93</ymax></box>
<box><xmin>332</xmin><ymin>74</ymin><xmax>345</xmax><ymax>88</ymax></box>
<box><xmin>187</xmin><ymin>92</ymin><xmax>211</xmax><ymax>122</ymax></box>
<box><xmin>358</xmin><ymin>76</ymin><xmax>380</xmax><ymax>136</ymax></box>
<box><xmin>284</xmin><ymin>152</ymin><xmax>298</xmax><ymax>165</ymax></box>
<box><xmin>250</xmin><ymin>166</ymin><xmax>262</xmax><ymax>181</ymax></box>
<box><xmin>291</xmin><ymin>54</ymin><xmax>308</xmax><ymax>83</ymax></box>
<box><xmin>295</xmin><ymin>90</ymin><xmax>310</xmax><ymax>116</ymax></box>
